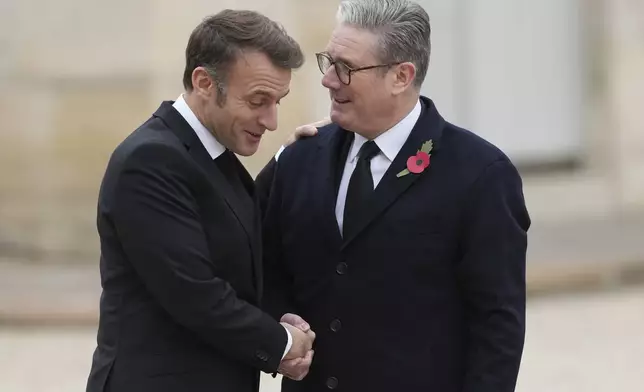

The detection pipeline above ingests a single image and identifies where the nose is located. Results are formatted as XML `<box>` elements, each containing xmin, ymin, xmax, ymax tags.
<box><xmin>321</xmin><ymin>65</ymin><xmax>341</xmax><ymax>90</ymax></box>
<box><xmin>258</xmin><ymin>104</ymin><xmax>278</xmax><ymax>132</ymax></box>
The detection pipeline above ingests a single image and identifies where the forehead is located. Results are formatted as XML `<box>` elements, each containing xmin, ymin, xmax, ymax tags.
<box><xmin>325</xmin><ymin>24</ymin><xmax>380</xmax><ymax>65</ymax></box>
<box><xmin>228</xmin><ymin>50</ymin><xmax>291</xmax><ymax>95</ymax></box>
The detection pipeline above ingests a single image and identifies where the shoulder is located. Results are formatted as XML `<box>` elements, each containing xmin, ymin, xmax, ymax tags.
<box><xmin>276</xmin><ymin>123</ymin><xmax>340</xmax><ymax>169</ymax></box>
<box><xmin>432</xmin><ymin>121</ymin><xmax>526</xmax><ymax>198</ymax></box>
<box><xmin>441</xmin><ymin>122</ymin><xmax>510</xmax><ymax>167</ymax></box>
<box><xmin>441</xmin><ymin>121</ymin><xmax>520</xmax><ymax>176</ymax></box>
<box><xmin>283</xmin><ymin>123</ymin><xmax>337</xmax><ymax>155</ymax></box>
<box><xmin>109</xmin><ymin>117</ymin><xmax>188</xmax><ymax>172</ymax></box>
<box><xmin>98</xmin><ymin>118</ymin><xmax>194</xmax><ymax>206</ymax></box>
<box><xmin>98</xmin><ymin>115</ymin><xmax>201</xmax><ymax>208</ymax></box>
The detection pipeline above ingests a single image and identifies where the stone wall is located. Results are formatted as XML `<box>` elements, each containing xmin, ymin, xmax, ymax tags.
<box><xmin>0</xmin><ymin>0</ymin><xmax>340</xmax><ymax>264</ymax></box>
<box><xmin>0</xmin><ymin>0</ymin><xmax>643</xmax><ymax>265</ymax></box>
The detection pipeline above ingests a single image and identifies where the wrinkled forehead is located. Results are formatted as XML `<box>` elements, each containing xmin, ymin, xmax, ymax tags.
<box><xmin>325</xmin><ymin>23</ymin><xmax>381</xmax><ymax>66</ymax></box>
<box><xmin>229</xmin><ymin>50</ymin><xmax>291</xmax><ymax>92</ymax></box>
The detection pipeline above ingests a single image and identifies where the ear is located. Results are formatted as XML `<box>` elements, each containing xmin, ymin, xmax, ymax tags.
<box><xmin>191</xmin><ymin>66</ymin><xmax>215</xmax><ymax>98</ymax></box>
<box><xmin>391</xmin><ymin>62</ymin><xmax>416</xmax><ymax>95</ymax></box>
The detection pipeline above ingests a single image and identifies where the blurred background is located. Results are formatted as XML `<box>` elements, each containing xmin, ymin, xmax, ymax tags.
<box><xmin>1</xmin><ymin>0</ymin><xmax>643</xmax><ymax>391</ymax></box>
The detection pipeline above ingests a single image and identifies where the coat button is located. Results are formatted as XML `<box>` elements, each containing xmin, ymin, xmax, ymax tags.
<box><xmin>326</xmin><ymin>376</ymin><xmax>338</xmax><ymax>389</ymax></box>
<box><xmin>336</xmin><ymin>262</ymin><xmax>348</xmax><ymax>275</ymax></box>
<box><xmin>329</xmin><ymin>319</ymin><xmax>342</xmax><ymax>332</ymax></box>
<box><xmin>255</xmin><ymin>350</ymin><xmax>269</xmax><ymax>361</ymax></box>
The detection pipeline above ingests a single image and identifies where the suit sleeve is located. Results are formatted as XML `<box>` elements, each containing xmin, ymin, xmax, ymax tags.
<box><xmin>255</xmin><ymin>156</ymin><xmax>297</xmax><ymax>320</ymax></box>
<box><xmin>110</xmin><ymin>143</ymin><xmax>288</xmax><ymax>373</ymax></box>
<box><xmin>457</xmin><ymin>158</ymin><xmax>531</xmax><ymax>392</ymax></box>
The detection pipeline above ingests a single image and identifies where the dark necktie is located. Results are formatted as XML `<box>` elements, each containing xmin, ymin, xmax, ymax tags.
<box><xmin>343</xmin><ymin>140</ymin><xmax>380</xmax><ymax>239</ymax></box>
<box><xmin>215</xmin><ymin>150</ymin><xmax>254</xmax><ymax>209</ymax></box>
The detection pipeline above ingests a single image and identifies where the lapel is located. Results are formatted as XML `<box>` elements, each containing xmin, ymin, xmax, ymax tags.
<box><xmin>153</xmin><ymin>102</ymin><xmax>261</xmax><ymax>285</ymax></box>
<box><xmin>340</xmin><ymin>96</ymin><xmax>446</xmax><ymax>250</ymax></box>
<box><xmin>231</xmin><ymin>155</ymin><xmax>264</xmax><ymax>295</ymax></box>
<box><xmin>310</xmin><ymin>126</ymin><xmax>354</xmax><ymax>251</ymax></box>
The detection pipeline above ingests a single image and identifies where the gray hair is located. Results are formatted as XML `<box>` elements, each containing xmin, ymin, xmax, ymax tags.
<box><xmin>336</xmin><ymin>0</ymin><xmax>431</xmax><ymax>88</ymax></box>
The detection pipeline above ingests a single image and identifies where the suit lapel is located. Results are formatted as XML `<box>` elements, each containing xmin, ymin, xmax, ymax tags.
<box><xmin>232</xmin><ymin>156</ymin><xmax>264</xmax><ymax>294</ymax></box>
<box><xmin>153</xmin><ymin>102</ymin><xmax>259</xmax><ymax>268</ymax></box>
<box><xmin>311</xmin><ymin>126</ymin><xmax>354</xmax><ymax>251</ymax></box>
<box><xmin>341</xmin><ymin>97</ymin><xmax>446</xmax><ymax>250</ymax></box>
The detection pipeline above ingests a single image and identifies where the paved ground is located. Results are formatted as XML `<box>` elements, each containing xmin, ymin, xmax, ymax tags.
<box><xmin>2</xmin><ymin>285</ymin><xmax>643</xmax><ymax>392</ymax></box>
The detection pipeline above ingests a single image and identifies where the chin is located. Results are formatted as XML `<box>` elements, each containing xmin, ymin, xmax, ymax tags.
<box><xmin>330</xmin><ymin>112</ymin><xmax>353</xmax><ymax>131</ymax></box>
<box><xmin>236</xmin><ymin>144</ymin><xmax>260</xmax><ymax>157</ymax></box>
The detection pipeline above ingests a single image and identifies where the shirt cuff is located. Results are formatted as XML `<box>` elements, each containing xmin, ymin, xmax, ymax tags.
<box><xmin>275</xmin><ymin>145</ymin><xmax>286</xmax><ymax>162</ymax></box>
<box><xmin>281</xmin><ymin>324</ymin><xmax>293</xmax><ymax>360</ymax></box>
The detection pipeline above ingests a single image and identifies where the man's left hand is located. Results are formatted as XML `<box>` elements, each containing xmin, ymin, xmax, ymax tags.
<box><xmin>278</xmin><ymin>349</ymin><xmax>314</xmax><ymax>381</ymax></box>
<box><xmin>278</xmin><ymin>313</ymin><xmax>316</xmax><ymax>381</ymax></box>
<box><xmin>283</xmin><ymin>118</ymin><xmax>330</xmax><ymax>147</ymax></box>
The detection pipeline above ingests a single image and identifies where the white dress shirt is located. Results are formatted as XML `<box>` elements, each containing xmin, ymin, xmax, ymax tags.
<box><xmin>172</xmin><ymin>94</ymin><xmax>293</xmax><ymax>360</ymax></box>
<box><xmin>334</xmin><ymin>100</ymin><xmax>422</xmax><ymax>233</ymax></box>
<box><xmin>172</xmin><ymin>94</ymin><xmax>226</xmax><ymax>159</ymax></box>
<box><xmin>274</xmin><ymin>99</ymin><xmax>421</xmax><ymax>233</ymax></box>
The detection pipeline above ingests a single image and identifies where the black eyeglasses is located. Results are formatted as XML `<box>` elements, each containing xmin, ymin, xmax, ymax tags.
<box><xmin>315</xmin><ymin>52</ymin><xmax>402</xmax><ymax>85</ymax></box>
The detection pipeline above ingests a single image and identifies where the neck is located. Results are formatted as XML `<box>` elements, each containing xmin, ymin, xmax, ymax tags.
<box><xmin>367</xmin><ymin>93</ymin><xmax>419</xmax><ymax>139</ymax></box>
<box><xmin>183</xmin><ymin>91</ymin><xmax>211</xmax><ymax>132</ymax></box>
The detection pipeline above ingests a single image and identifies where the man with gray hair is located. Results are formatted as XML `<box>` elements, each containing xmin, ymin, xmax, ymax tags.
<box><xmin>257</xmin><ymin>0</ymin><xmax>530</xmax><ymax>391</ymax></box>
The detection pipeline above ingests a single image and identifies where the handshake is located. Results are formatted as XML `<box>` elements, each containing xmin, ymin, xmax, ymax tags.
<box><xmin>279</xmin><ymin>313</ymin><xmax>316</xmax><ymax>381</ymax></box>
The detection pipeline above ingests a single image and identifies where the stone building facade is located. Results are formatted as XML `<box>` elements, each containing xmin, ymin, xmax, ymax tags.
<box><xmin>0</xmin><ymin>0</ymin><xmax>642</xmax><ymax>267</ymax></box>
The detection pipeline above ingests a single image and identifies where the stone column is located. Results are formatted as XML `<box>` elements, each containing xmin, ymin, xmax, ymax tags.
<box><xmin>0</xmin><ymin>0</ymin><xmax>59</xmax><ymax>261</ymax></box>
<box><xmin>605</xmin><ymin>0</ymin><xmax>644</xmax><ymax>211</ymax></box>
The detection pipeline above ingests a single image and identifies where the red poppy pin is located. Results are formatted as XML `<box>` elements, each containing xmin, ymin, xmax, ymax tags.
<box><xmin>396</xmin><ymin>139</ymin><xmax>433</xmax><ymax>178</ymax></box>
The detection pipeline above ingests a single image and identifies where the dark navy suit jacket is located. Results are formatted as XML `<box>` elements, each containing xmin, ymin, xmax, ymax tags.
<box><xmin>87</xmin><ymin>102</ymin><xmax>288</xmax><ymax>392</ymax></box>
<box><xmin>256</xmin><ymin>96</ymin><xmax>530</xmax><ymax>392</ymax></box>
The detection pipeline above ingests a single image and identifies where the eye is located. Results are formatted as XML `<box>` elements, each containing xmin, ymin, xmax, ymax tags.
<box><xmin>335</xmin><ymin>61</ymin><xmax>350</xmax><ymax>75</ymax></box>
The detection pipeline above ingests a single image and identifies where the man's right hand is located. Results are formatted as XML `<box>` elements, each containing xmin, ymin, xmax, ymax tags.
<box><xmin>279</xmin><ymin>321</ymin><xmax>315</xmax><ymax>380</ymax></box>
<box><xmin>281</xmin><ymin>322</ymin><xmax>315</xmax><ymax>359</ymax></box>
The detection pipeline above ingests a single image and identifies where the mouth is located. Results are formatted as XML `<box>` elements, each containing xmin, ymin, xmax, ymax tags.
<box><xmin>245</xmin><ymin>130</ymin><xmax>263</xmax><ymax>139</ymax></box>
<box><xmin>332</xmin><ymin>97</ymin><xmax>351</xmax><ymax>104</ymax></box>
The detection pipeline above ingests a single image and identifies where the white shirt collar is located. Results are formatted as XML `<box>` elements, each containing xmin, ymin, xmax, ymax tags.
<box><xmin>172</xmin><ymin>94</ymin><xmax>226</xmax><ymax>160</ymax></box>
<box><xmin>348</xmin><ymin>99</ymin><xmax>422</xmax><ymax>163</ymax></box>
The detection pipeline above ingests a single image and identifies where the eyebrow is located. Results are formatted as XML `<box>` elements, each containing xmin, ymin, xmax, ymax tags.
<box><xmin>252</xmin><ymin>89</ymin><xmax>290</xmax><ymax>100</ymax></box>
<box><xmin>325</xmin><ymin>52</ymin><xmax>356</xmax><ymax>68</ymax></box>
<box><xmin>338</xmin><ymin>57</ymin><xmax>356</xmax><ymax>67</ymax></box>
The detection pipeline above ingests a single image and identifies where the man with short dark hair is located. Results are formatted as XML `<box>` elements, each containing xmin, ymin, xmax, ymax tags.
<box><xmin>86</xmin><ymin>10</ymin><xmax>314</xmax><ymax>392</ymax></box>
